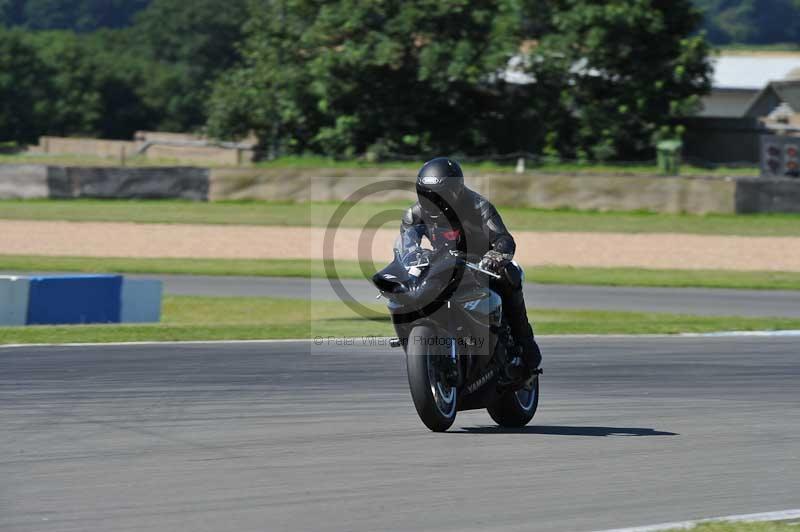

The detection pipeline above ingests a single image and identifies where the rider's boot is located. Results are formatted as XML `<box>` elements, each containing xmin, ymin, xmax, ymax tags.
<box><xmin>517</xmin><ymin>324</ymin><xmax>542</xmax><ymax>372</ymax></box>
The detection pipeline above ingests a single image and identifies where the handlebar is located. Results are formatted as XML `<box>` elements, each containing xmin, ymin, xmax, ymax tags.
<box><xmin>403</xmin><ymin>252</ymin><xmax>501</xmax><ymax>279</ymax></box>
<box><xmin>465</xmin><ymin>262</ymin><xmax>501</xmax><ymax>279</ymax></box>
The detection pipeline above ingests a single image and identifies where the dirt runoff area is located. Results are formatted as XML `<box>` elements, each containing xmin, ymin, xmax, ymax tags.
<box><xmin>3</xmin><ymin>219</ymin><xmax>800</xmax><ymax>272</ymax></box>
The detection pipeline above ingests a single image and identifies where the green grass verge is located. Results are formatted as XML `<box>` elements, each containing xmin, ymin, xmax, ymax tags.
<box><xmin>1</xmin><ymin>295</ymin><xmax>799</xmax><ymax>345</ymax></box>
<box><xmin>252</xmin><ymin>156</ymin><xmax>758</xmax><ymax>176</ymax></box>
<box><xmin>665</xmin><ymin>521</ymin><xmax>799</xmax><ymax>532</ymax></box>
<box><xmin>0</xmin><ymin>153</ymin><xmax>758</xmax><ymax>176</ymax></box>
<box><xmin>2</xmin><ymin>199</ymin><xmax>799</xmax><ymax>236</ymax></box>
<box><xmin>0</xmin><ymin>153</ymin><xmax>190</xmax><ymax>167</ymax></box>
<box><xmin>2</xmin><ymin>255</ymin><xmax>800</xmax><ymax>291</ymax></box>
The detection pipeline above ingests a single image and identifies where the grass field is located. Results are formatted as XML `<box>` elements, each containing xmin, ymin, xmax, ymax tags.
<box><xmin>2</xmin><ymin>255</ymin><xmax>800</xmax><ymax>291</ymax></box>
<box><xmin>0</xmin><ymin>152</ymin><xmax>759</xmax><ymax>176</ymax></box>
<box><xmin>2</xmin><ymin>199</ymin><xmax>799</xmax><ymax>236</ymax></box>
<box><xmin>1</xmin><ymin>295</ymin><xmax>799</xmax><ymax>345</ymax></box>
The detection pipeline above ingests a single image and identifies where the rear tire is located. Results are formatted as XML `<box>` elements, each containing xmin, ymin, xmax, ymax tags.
<box><xmin>406</xmin><ymin>325</ymin><xmax>457</xmax><ymax>432</ymax></box>
<box><xmin>487</xmin><ymin>376</ymin><xmax>539</xmax><ymax>428</ymax></box>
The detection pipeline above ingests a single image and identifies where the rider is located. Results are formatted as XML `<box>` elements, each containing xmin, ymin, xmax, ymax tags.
<box><xmin>399</xmin><ymin>157</ymin><xmax>542</xmax><ymax>376</ymax></box>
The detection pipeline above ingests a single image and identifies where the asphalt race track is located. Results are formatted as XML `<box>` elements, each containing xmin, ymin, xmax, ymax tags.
<box><xmin>5</xmin><ymin>272</ymin><xmax>799</xmax><ymax>317</ymax></box>
<box><xmin>2</xmin><ymin>336</ymin><xmax>799</xmax><ymax>532</ymax></box>
<box><xmin>144</xmin><ymin>274</ymin><xmax>800</xmax><ymax>318</ymax></box>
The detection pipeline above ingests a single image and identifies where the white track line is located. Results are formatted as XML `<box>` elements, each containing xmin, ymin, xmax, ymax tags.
<box><xmin>681</xmin><ymin>330</ymin><xmax>800</xmax><ymax>337</ymax></box>
<box><xmin>2</xmin><ymin>331</ymin><xmax>800</xmax><ymax>349</ymax></box>
<box><xmin>595</xmin><ymin>508</ymin><xmax>800</xmax><ymax>532</ymax></box>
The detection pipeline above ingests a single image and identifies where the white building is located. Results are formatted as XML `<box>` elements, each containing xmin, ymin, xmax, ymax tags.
<box><xmin>699</xmin><ymin>52</ymin><xmax>800</xmax><ymax>117</ymax></box>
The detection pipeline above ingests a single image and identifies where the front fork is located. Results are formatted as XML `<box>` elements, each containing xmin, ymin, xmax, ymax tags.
<box><xmin>446</xmin><ymin>301</ymin><xmax>464</xmax><ymax>387</ymax></box>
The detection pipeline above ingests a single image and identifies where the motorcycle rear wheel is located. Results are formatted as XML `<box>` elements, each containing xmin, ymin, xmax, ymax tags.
<box><xmin>487</xmin><ymin>376</ymin><xmax>539</xmax><ymax>428</ymax></box>
<box><xmin>406</xmin><ymin>325</ymin><xmax>457</xmax><ymax>432</ymax></box>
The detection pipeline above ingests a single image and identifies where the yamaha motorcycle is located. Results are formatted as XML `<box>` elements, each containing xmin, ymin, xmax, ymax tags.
<box><xmin>372</xmin><ymin>236</ymin><xmax>540</xmax><ymax>432</ymax></box>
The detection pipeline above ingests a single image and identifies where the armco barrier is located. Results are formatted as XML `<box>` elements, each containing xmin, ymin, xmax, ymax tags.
<box><xmin>0</xmin><ymin>276</ymin><xmax>30</xmax><ymax>326</ymax></box>
<box><xmin>0</xmin><ymin>165</ymin><xmax>49</xmax><ymax>199</ymax></box>
<box><xmin>121</xmin><ymin>279</ymin><xmax>162</xmax><ymax>323</ymax></box>
<box><xmin>26</xmin><ymin>275</ymin><xmax>123</xmax><ymax>325</ymax></box>
<box><xmin>47</xmin><ymin>166</ymin><xmax>209</xmax><ymax>200</ymax></box>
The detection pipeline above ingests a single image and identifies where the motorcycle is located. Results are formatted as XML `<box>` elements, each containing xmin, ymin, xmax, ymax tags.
<box><xmin>372</xmin><ymin>236</ymin><xmax>541</xmax><ymax>432</ymax></box>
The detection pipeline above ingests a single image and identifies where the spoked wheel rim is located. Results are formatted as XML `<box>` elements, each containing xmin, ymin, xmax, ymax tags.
<box><xmin>426</xmin><ymin>347</ymin><xmax>457</xmax><ymax>419</ymax></box>
<box><xmin>514</xmin><ymin>377</ymin><xmax>538</xmax><ymax>411</ymax></box>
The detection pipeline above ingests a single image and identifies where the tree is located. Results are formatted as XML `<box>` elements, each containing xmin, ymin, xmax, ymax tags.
<box><xmin>0</xmin><ymin>30</ymin><xmax>49</xmax><ymax>142</ymax></box>
<box><xmin>1</xmin><ymin>0</ymin><xmax>150</xmax><ymax>31</ymax></box>
<box><xmin>527</xmin><ymin>0</ymin><xmax>712</xmax><ymax>160</ymax></box>
<box><xmin>23</xmin><ymin>31</ymin><xmax>104</xmax><ymax>136</ymax></box>
<box><xmin>131</xmin><ymin>0</ymin><xmax>249</xmax><ymax>131</ymax></box>
<box><xmin>694</xmin><ymin>0</ymin><xmax>800</xmax><ymax>45</ymax></box>
<box><xmin>210</xmin><ymin>0</ymin><xmax>711</xmax><ymax>161</ymax></box>
<box><xmin>209</xmin><ymin>0</ymin><xmax>540</xmax><ymax>157</ymax></box>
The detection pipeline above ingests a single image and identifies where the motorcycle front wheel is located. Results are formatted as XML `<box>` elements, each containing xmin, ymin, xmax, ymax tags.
<box><xmin>406</xmin><ymin>324</ymin><xmax>457</xmax><ymax>432</ymax></box>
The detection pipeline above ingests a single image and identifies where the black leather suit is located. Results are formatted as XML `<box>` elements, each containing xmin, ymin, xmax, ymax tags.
<box><xmin>398</xmin><ymin>188</ymin><xmax>542</xmax><ymax>368</ymax></box>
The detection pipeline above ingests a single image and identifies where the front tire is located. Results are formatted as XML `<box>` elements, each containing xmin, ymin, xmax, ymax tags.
<box><xmin>406</xmin><ymin>325</ymin><xmax>457</xmax><ymax>432</ymax></box>
<box><xmin>487</xmin><ymin>376</ymin><xmax>539</xmax><ymax>428</ymax></box>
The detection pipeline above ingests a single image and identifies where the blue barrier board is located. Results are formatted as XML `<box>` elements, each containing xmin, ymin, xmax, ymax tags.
<box><xmin>26</xmin><ymin>275</ymin><xmax>123</xmax><ymax>325</ymax></box>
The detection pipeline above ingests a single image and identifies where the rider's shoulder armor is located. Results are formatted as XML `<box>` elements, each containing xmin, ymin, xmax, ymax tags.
<box><xmin>403</xmin><ymin>203</ymin><xmax>423</xmax><ymax>226</ymax></box>
<box><xmin>467</xmin><ymin>190</ymin><xmax>497</xmax><ymax>219</ymax></box>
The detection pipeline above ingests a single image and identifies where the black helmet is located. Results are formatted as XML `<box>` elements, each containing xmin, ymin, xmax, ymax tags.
<box><xmin>416</xmin><ymin>157</ymin><xmax>464</xmax><ymax>217</ymax></box>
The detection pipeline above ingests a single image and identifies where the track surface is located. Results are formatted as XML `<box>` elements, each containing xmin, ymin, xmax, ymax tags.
<box><xmin>2</xmin><ymin>336</ymin><xmax>799</xmax><ymax>531</ymax></box>
<box><xmin>148</xmin><ymin>274</ymin><xmax>800</xmax><ymax>317</ymax></box>
<box><xmin>5</xmin><ymin>272</ymin><xmax>799</xmax><ymax>317</ymax></box>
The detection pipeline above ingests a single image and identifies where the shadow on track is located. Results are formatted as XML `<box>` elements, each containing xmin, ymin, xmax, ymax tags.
<box><xmin>456</xmin><ymin>425</ymin><xmax>678</xmax><ymax>437</ymax></box>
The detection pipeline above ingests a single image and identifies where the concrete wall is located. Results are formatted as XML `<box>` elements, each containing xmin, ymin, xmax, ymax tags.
<box><xmin>209</xmin><ymin>168</ymin><xmax>742</xmax><ymax>214</ymax></box>
<box><xmin>209</xmin><ymin>168</ymin><xmax>417</xmax><ymax>202</ymax></box>
<box><xmin>0</xmin><ymin>165</ymin><xmax>49</xmax><ymax>199</ymax></box>
<box><xmin>32</xmin><ymin>136</ymin><xmax>137</xmax><ymax>160</ymax></box>
<box><xmin>29</xmin><ymin>135</ymin><xmax>255</xmax><ymax>166</ymax></box>
<box><xmin>2</xmin><ymin>163</ymin><xmax>799</xmax><ymax>213</ymax></box>
<box><xmin>471</xmin><ymin>173</ymin><xmax>738</xmax><ymax>214</ymax></box>
<box><xmin>143</xmin><ymin>144</ymin><xmax>254</xmax><ymax>166</ymax></box>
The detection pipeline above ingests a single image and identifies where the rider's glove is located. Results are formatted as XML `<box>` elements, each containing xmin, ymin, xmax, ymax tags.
<box><xmin>479</xmin><ymin>250</ymin><xmax>510</xmax><ymax>275</ymax></box>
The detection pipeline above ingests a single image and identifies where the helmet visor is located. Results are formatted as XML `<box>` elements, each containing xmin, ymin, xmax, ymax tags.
<box><xmin>417</xmin><ymin>186</ymin><xmax>460</xmax><ymax>217</ymax></box>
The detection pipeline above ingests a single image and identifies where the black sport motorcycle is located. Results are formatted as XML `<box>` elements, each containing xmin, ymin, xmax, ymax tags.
<box><xmin>372</xmin><ymin>239</ymin><xmax>541</xmax><ymax>432</ymax></box>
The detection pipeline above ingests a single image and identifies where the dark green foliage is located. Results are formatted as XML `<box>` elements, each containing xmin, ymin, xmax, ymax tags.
<box><xmin>0</xmin><ymin>28</ymin><xmax>176</xmax><ymax>141</ymax></box>
<box><xmin>0</xmin><ymin>30</ymin><xmax>49</xmax><ymax>142</ymax></box>
<box><xmin>0</xmin><ymin>0</ymin><xmax>248</xmax><ymax>140</ymax></box>
<box><xmin>0</xmin><ymin>0</ymin><xmax>150</xmax><ymax>32</ymax></box>
<box><xmin>208</xmin><ymin>0</ymin><xmax>711</xmax><ymax>160</ymax></box>
<box><xmin>207</xmin><ymin>0</ymin><xmax>564</xmax><ymax>156</ymax></box>
<box><xmin>695</xmin><ymin>0</ymin><xmax>800</xmax><ymax>45</ymax></box>
<box><xmin>130</xmin><ymin>0</ymin><xmax>249</xmax><ymax>131</ymax></box>
<box><xmin>533</xmin><ymin>0</ymin><xmax>712</xmax><ymax>160</ymax></box>
<box><xmin>1</xmin><ymin>0</ymin><xmax>712</xmax><ymax>161</ymax></box>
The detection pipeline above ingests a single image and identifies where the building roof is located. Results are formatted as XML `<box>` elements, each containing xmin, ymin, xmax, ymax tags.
<box><xmin>744</xmin><ymin>80</ymin><xmax>800</xmax><ymax>116</ymax></box>
<box><xmin>771</xmin><ymin>81</ymin><xmax>800</xmax><ymax>110</ymax></box>
<box><xmin>502</xmin><ymin>51</ymin><xmax>800</xmax><ymax>91</ymax></box>
<box><xmin>712</xmin><ymin>53</ymin><xmax>800</xmax><ymax>90</ymax></box>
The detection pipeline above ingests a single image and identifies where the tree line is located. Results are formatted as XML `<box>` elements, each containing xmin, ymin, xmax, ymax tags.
<box><xmin>1</xmin><ymin>0</ymin><xmax>714</xmax><ymax>161</ymax></box>
<box><xmin>4</xmin><ymin>0</ymin><xmax>797</xmax><ymax>45</ymax></box>
<box><xmin>694</xmin><ymin>0</ymin><xmax>800</xmax><ymax>45</ymax></box>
